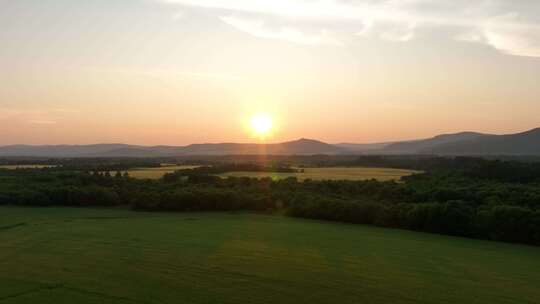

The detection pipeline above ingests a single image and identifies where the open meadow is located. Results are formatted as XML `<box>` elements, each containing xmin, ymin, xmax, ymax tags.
<box><xmin>217</xmin><ymin>167</ymin><xmax>419</xmax><ymax>181</ymax></box>
<box><xmin>1</xmin><ymin>206</ymin><xmax>539</xmax><ymax>304</ymax></box>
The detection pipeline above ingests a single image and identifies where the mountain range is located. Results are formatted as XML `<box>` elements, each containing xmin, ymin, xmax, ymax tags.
<box><xmin>1</xmin><ymin>128</ymin><xmax>539</xmax><ymax>157</ymax></box>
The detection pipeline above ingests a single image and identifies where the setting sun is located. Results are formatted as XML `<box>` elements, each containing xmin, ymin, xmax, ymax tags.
<box><xmin>1</xmin><ymin>1</ymin><xmax>540</xmax><ymax>303</ymax></box>
<box><xmin>250</xmin><ymin>113</ymin><xmax>273</xmax><ymax>137</ymax></box>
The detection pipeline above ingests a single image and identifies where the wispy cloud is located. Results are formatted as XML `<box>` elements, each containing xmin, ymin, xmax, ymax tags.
<box><xmin>481</xmin><ymin>13</ymin><xmax>540</xmax><ymax>58</ymax></box>
<box><xmin>357</xmin><ymin>19</ymin><xmax>417</xmax><ymax>42</ymax></box>
<box><xmin>220</xmin><ymin>16</ymin><xmax>342</xmax><ymax>46</ymax></box>
<box><xmin>172</xmin><ymin>10</ymin><xmax>186</xmax><ymax>21</ymax></box>
<box><xmin>162</xmin><ymin>0</ymin><xmax>540</xmax><ymax>57</ymax></box>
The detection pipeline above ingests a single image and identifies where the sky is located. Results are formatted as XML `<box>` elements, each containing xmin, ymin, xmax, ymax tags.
<box><xmin>0</xmin><ymin>0</ymin><xmax>539</xmax><ymax>145</ymax></box>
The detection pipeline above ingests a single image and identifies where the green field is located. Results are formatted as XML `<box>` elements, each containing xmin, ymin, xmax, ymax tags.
<box><xmin>1</xmin><ymin>207</ymin><xmax>539</xmax><ymax>304</ymax></box>
<box><xmin>122</xmin><ymin>166</ymin><xmax>418</xmax><ymax>181</ymax></box>
<box><xmin>124</xmin><ymin>165</ymin><xmax>200</xmax><ymax>179</ymax></box>
<box><xmin>218</xmin><ymin>167</ymin><xmax>419</xmax><ymax>181</ymax></box>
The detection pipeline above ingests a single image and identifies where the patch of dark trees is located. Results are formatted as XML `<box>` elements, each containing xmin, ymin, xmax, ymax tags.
<box><xmin>161</xmin><ymin>163</ymin><xmax>298</xmax><ymax>183</ymax></box>
<box><xmin>1</xmin><ymin>157</ymin><xmax>540</xmax><ymax>246</ymax></box>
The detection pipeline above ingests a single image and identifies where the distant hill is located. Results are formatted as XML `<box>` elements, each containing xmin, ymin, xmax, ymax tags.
<box><xmin>0</xmin><ymin>139</ymin><xmax>346</xmax><ymax>157</ymax></box>
<box><xmin>1</xmin><ymin>128</ymin><xmax>539</xmax><ymax>157</ymax></box>
<box><xmin>0</xmin><ymin>144</ymin><xmax>135</xmax><ymax>158</ymax></box>
<box><xmin>336</xmin><ymin>142</ymin><xmax>393</xmax><ymax>153</ymax></box>
<box><xmin>269</xmin><ymin>138</ymin><xmax>345</xmax><ymax>155</ymax></box>
<box><xmin>89</xmin><ymin>146</ymin><xmax>177</xmax><ymax>158</ymax></box>
<box><xmin>382</xmin><ymin>132</ymin><xmax>490</xmax><ymax>154</ymax></box>
<box><xmin>176</xmin><ymin>138</ymin><xmax>345</xmax><ymax>156</ymax></box>
<box><xmin>426</xmin><ymin>128</ymin><xmax>540</xmax><ymax>155</ymax></box>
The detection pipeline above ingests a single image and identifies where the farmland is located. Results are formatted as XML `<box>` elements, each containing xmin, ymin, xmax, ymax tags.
<box><xmin>124</xmin><ymin>166</ymin><xmax>418</xmax><ymax>181</ymax></box>
<box><xmin>1</xmin><ymin>206</ymin><xmax>539</xmax><ymax>304</ymax></box>
<box><xmin>123</xmin><ymin>165</ymin><xmax>200</xmax><ymax>179</ymax></box>
<box><xmin>0</xmin><ymin>165</ymin><xmax>55</xmax><ymax>170</ymax></box>
<box><xmin>217</xmin><ymin>167</ymin><xmax>419</xmax><ymax>181</ymax></box>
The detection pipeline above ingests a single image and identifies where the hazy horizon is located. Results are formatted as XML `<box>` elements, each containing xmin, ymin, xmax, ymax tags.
<box><xmin>1</xmin><ymin>0</ymin><xmax>540</xmax><ymax>145</ymax></box>
<box><xmin>2</xmin><ymin>127</ymin><xmax>539</xmax><ymax>147</ymax></box>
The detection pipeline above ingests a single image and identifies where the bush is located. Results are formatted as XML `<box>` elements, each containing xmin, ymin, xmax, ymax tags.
<box><xmin>480</xmin><ymin>205</ymin><xmax>535</xmax><ymax>243</ymax></box>
<box><xmin>133</xmin><ymin>187</ymin><xmax>273</xmax><ymax>212</ymax></box>
<box><xmin>287</xmin><ymin>195</ymin><xmax>388</xmax><ymax>226</ymax></box>
<box><xmin>406</xmin><ymin>201</ymin><xmax>475</xmax><ymax>237</ymax></box>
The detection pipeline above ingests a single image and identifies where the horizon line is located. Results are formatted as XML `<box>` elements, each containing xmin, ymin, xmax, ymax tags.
<box><xmin>1</xmin><ymin>126</ymin><xmax>539</xmax><ymax>147</ymax></box>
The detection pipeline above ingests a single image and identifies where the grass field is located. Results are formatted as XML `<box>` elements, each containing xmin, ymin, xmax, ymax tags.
<box><xmin>124</xmin><ymin>165</ymin><xmax>200</xmax><ymax>179</ymax></box>
<box><xmin>1</xmin><ymin>207</ymin><xmax>539</xmax><ymax>304</ymax></box>
<box><xmin>218</xmin><ymin>167</ymin><xmax>419</xmax><ymax>181</ymax></box>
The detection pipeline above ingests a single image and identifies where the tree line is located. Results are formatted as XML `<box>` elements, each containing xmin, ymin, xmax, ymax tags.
<box><xmin>1</xmin><ymin>158</ymin><xmax>539</xmax><ymax>245</ymax></box>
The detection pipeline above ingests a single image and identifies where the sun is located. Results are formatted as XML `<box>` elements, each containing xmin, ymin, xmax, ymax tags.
<box><xmin>250</xmin><ymin>113</ymin><xmax>273</xmax><ymax>137</ymax></box>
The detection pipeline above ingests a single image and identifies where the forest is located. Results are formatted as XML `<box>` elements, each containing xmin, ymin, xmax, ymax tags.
<box><xmin>1</xmin><ymin>156</ymin><xmax>539</xmax><ymax>245</ymax></box>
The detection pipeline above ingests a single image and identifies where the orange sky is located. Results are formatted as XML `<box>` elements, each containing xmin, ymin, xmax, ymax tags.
<box><xmin>1</xmin><ymin>1</ymin><xmax>539</xmax><ymax>145</ymax></box>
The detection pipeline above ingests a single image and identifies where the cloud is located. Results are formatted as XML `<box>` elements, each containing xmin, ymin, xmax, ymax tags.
<box><xmin>357</xmin><ymin>20</ymin><xmax>417</xmax><ymax>42</ymax></box>
<box><xmin>162</xmin><ymin>0</ymin><xmax>363</xmax><ymax>20</ymax></box>
<box><xmin>161</xmin><ymin>0</ymin><xmax>540</xmax><ymax>57</ymax></box>
<box><xmin>220</xmin><ymin>16</ymin><xmax>342</xmax><ymax>46</ymax></box>
<box><xmin>454</xmin><ymin>31</ymin><xmax>484</xmax><ymax>43</ymax></box>
<box><xmin>453</xmin><ymin>13</ymin><xmax>540</xmax><ymax>58</ymax></box>
<box><xmin>481</xmin><ymin>14</ymin><xmax>540</xmax><ymax>57</ymax></box>
<box><xmin>172</xmin><ymin>10</ymin><xmax>186</xmax><ymax>21</ymax></box>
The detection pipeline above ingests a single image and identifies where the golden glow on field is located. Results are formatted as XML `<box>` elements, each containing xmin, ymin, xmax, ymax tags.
<box><xmin>250</xmin><ymin>113</ymin><xmax>273</xmax><ymax>137</ymax></box>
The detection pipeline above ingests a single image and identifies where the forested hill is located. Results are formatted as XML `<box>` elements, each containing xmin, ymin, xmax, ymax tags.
<box><xmin>381</xmin><ymin>132</ymin><xmax>489</xmax><ymax>154</ymax></box>
<box><xmin>1</xmin><ymin>127</ymin><xmax>540</xmax><ymax>157</ymax></box>
<box><xmin>0</xmin><ymin>139</ymin><xmax>345</xmax><ymax>157</ymax></box>
<box><xmin>426</xmin><ymin>128</ymin><xmax>540</xmax><ymax>155</ymax></box>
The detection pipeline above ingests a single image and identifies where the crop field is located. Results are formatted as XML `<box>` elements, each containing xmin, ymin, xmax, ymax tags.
<box><xmin>1</xmin><ymin>207</ymin><xmax>539</xmax><ymax>304</ymax></box>
<box><xmin>123</xmin><ymin>165</ymin><xmax>200</xmax><ymax>179</ymax></box>
<box><xmin>0</xmin><ymin>165</ymin><xmax>55</xmax><ymax>170</ymax></box>
<box><xmin>218</xmin><ymin>167</ymin><xmax>419</xmax><ymax>181</ymax></box>
<box><xmin>123</xmin><ymin>166</ymin><xmax>418</xmax><ymax>181</ymax></box>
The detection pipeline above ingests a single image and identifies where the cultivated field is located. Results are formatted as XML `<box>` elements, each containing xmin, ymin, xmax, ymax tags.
<box><xmin>1</xmin><ymin>207</ymin><xmax>538</xmax><ymax>304</ymax></box>
<box><xmin>0</xmin><ymin>165</ymin><xmax>55</xmax><ymax>170</ymax></box>
<box><xmin>218</xmin><ymin>167</ymin><xmax>419</xmax><ymax>181</ymax></box>
<box><xmin>124</xmin><ymin>165</ymin><xmax>200</xmax><ymax>179</ymax></box>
